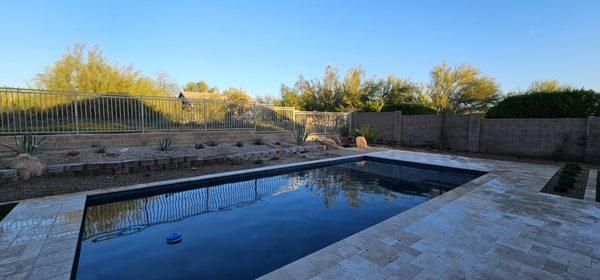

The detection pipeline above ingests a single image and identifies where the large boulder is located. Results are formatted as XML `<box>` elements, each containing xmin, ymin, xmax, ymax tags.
<box><xmin>355</xmin><ymin>136</ymin><xmax>368</xmax><ymax>149</ymax></box>
<box><xmin>10</xmin><ymin>154</ymin><xmax>46</xmax><ymax>180</ymax></box>
<box><xmin>317</xmin><ymin>138</ymin><xmax>341</xmax><ymax>150</ymax></box>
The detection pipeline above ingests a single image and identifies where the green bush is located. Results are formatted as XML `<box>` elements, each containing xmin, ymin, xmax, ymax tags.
<box><xmin>486</xmin><ymin>89</ymin><xmax>600</xmax><ymax>118</ymax></box>
<box><xmin>380</xmin><ymin>102</ymin><xmax>438</xmax><ymax>115</ymax></box>
<box><xmin>354</xmin><ymin>125</ymin><xmax>379</xmax><ymax>143</ymax></box>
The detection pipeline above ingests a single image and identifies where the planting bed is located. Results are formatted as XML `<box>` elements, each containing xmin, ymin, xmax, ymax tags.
<box><xmin>541</xmin><ymin>164</ymin><xmax>590</xmax><ymax>199</ymax></box>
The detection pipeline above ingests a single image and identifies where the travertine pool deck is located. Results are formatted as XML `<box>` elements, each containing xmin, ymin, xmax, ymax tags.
<box><xmin>2</xmin><ymin>150</ymin><xmax>600</xmax><ymax>279</ymax></box>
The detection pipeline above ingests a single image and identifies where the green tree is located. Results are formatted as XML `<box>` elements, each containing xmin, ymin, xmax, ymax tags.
<box><xmin>527</xmin><ymin>79</ymin><xmax>572</xmax><ymax>93</ymax></box>
<box><xmin>423</xmin><ymin>62</ymin><xmax>500</xmax><ymax>148</ymax></box>
<box><xmin>222</xmin><ymin>87</ymin><xmax>253</xmax><ymax>103</ymax></box>
<box><xmin>35</xmin><ymin>44</ymin><xmax>175</xmax><ymax>97</ymax></box>
<box><xmin>183</xmin><ymin>80</ymin><xmax>218</xmax><ymax>93</ymax></box>
<box><xmin>423</xmin><ymin>62</ymin><xmax>500</xmax><ymax>114</ymax></box>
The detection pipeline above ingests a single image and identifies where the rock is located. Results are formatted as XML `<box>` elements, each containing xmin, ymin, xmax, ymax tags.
<box><xmin>10</xmin><ymin>154</ymin><xmax>46</xmax><ymax>180</ymax></box>
<box><xmin>66</xmin><ymin>149</ymin><xmax>81</xmax><ymax>157</ymax></box>
<box><xmin>355</xmin><ymin>136</ymin><xmax>368</xmax><ymax>149</ymax></box>
<box><xmin>119</xmin><ymin>148</ymin><xmax>130</xmax><ymax>153</ymax></box>
<box><xmin>327</xmin><ymin>135</ymin><xmax>342</xmax><ymax>146</ymax></box>
<box><xmin>317</xmin><ymin>138</ymin><xmax>341</xmax><ymax>150</ymax></box>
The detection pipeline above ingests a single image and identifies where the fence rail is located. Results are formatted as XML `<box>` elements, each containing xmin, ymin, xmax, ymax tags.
<box><xmin>0</xmin><ymin>88</ymin><xmax>349</xmax><ymax>135</ymax></box>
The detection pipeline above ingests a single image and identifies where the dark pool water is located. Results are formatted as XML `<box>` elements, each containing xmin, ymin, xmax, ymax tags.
<box><xmin>76</xmin><ymin>159</ymin><xmax>482</xmax><ymax>280</ymax></box>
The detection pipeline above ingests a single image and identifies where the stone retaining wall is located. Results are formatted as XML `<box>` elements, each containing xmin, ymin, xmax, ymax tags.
<box><xmin>0</xmin><ymin>131</ymin><xmax>295</xmax><ymax>152</ymax></box>
<box><xmin>0</xmin><ymin>145</ymin><xmax>326</xmax><ymax>180</ymax></box>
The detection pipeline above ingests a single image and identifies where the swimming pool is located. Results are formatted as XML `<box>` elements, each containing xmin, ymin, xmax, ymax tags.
<box><xmin>74</xmin><ymin>158</ymin><xmax>484</xmax><ymax>279</ymax></box>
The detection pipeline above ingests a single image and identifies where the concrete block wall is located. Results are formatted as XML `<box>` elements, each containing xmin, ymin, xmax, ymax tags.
<box><xmin>480</xmin><ymin>118</ymin><xmax>587</xmax><ymax>161</ymax></box>
<box><xmin>0</xmin><ymin>131</ymin><xmax>295</xmax><ymax>152</ymax></box>
<box><xmin>585</xmin><ymin>117</ymin><xmax>600</xmax><ymax>163</ymax></box>
<box><xmin>351</xmin><ymin>111</ymin><xmax>600</xmax><ymax>163</ymax></box>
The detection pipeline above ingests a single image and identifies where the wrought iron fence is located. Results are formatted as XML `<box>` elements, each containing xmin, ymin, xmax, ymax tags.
<box><xmin>0</xmin><ymin>88</ymin><xmax>349</xmax><ymax>135</ymax></box>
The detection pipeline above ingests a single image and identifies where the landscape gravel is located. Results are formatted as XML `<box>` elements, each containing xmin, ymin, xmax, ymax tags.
<box><xmin>0</xmin><ymin>141</ymin><xmax>314</xmax><ymax>168</ymax></box>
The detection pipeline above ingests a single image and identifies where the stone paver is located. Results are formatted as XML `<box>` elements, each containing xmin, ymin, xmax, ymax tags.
<box><xmin>2</xmin><ymin>150</ymin><xmax>600</xmax><ymax>279</ymax></box>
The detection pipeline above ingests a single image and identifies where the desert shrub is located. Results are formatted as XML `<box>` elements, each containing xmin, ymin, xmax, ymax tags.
<box><xmin>254</xmin><ymin>159</ymin><xmax>264</xmax><ymax>165</ymax></box>
<box><xmin>94</xmin><ymin>146</ymin><xmax>107</xmax><ymax>154</ymax></box>
<box><xmin>252</xmin><ymin>137</ymin><xmax>264</xmax><ymax>145</ymax></box>
<box><xmin>380</xmin><ymin>102</ymin><xmax>438</xmax><ymax>115</ymax></box>
<box><xmin>158</xmin><ymin>137</ymin><xmax>173</xmax><ymax>151</ymax></box>
<box><xmin>354</xmin><ymin>125</ymin><xmax>379</xmax><ymax>143</ymax></box>
<box><xmin>275</xmin><ymin>141</ymin><xmax>282</xmax><ymax>146</ymax></box>
<box><xmin>1</xmin><ymin>134</ymin><xmax>47</xmax><ymax>155</ymax></box>
<box><xmin>194</xmin><ymin>143</ymin><xmax>205</xmax><ymax>149</ymax></box>
<box><xmin>235</xmin><ymin>141</ymin><xmax>244</xmax><ymax>147</ymax></box>
<box><xmin>486</xmin><ymin>89</ymin><xmax>600</xmax><ymax>118</ymax></box>
<box><xmin>206</xmin><ymin>137</ymin><xmax>218</xmax><ymax>146</ymax></box>
<box><xmin>340</xmin><ymin>124</ymin><xmax>350</xmax><ymax>137</ymax></box>
<box><xmin>294</xmin><ymin>125</ymin><xmax>310</xmax><ymax>145</ymax></box>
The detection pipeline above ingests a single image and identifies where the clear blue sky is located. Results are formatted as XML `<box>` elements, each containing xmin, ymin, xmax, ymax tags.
<box><xmin>1</xmin><ymin>0</ymin><xmax>599</xmax><ymax>97</ymax></box>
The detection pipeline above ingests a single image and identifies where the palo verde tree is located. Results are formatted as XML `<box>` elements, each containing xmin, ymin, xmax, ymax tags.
<box><xmin>422</xmin><ymin>62</ymin><xmax>500</xmax><ymax>148</ymax></box>
<box><xmin>35</xmin><ymin>44</ymin><xmax>178</xmax><ymax>97</ymax></box>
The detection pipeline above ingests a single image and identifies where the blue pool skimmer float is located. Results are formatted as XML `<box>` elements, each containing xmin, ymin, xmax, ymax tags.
<box><xmin>166</xmin><ymin>232</ymin><xmax>182</xmax><ymax>244</ymax></box>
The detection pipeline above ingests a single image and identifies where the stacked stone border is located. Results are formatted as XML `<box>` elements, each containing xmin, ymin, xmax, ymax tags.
<box><xmin>0</xmin><ymin>145</ymin><xmax>326</xmax><ymax>181</ymax></box>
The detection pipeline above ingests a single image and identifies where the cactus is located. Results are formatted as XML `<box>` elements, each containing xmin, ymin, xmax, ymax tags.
<box><xmin>158</xmin><ymin>136</ymin><xmax>173</xmax><ymax>151</ymax></box>
<box><xmin>1</xmin><ymin>133</ymin><xmax>47</xmax><ymax>155</ymax></box>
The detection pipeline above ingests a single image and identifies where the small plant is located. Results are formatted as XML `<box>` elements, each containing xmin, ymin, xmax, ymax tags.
<box><xmin>271</xmin><ymin>156</ymin><xmax>280</xmax><ymax>160</ymax></box>
<box><xmin>94</xmin><ymin>146</ymin><xmax>107</xmax><ymax>154</ymax></box>
<box><xmin>294</xmin><ymin>125</ymin><xmax>310</xmax><ymax>145</ymax></box>
<box><xmin>554</xmin><ymin>163</ymin><xmax>581</xmax><ymax>193</ymax></box>
<box><xmin>1</xmin><ymin>133</ymin><xmax>47</xmax><ymax>155</ymax></box>
<box><xmin>158</xmin><ymin>136</ymin><xmax>173</xmax><ymax>151</ymax></box>
<box><xmin>252</xmin><ymin>137</ymin><xmax>264</xmax><ymax>145</ymax></box>
<box><xmin>235</xmin><ymin>141</ymin><xmax>244</xmax><ymax>147</ymax></box>
<box><xmin>194</xmin><ymin>143</ymin><xmax>205</xmax><ymax>149</ymax></box>
<box><xmin>354</xmin><ymin>125</ymin><xmax>379</xmax><ymax>143</ymax></box>
<box><xmin>254</xmin><ymin>159</ymin><xmax>264</xmax><ymax>165</ymax></box>
<box><xmin>206</xmin><ymin>137</ymin><xmax>218</xmax><ymax>146</ymax></box>
<box><xmin>275</xmin><ymin>141</ymin><xmax>282</xmax><ymax>146</ymax></box>
<box><xmin>340</xmin><ymin>124</ymin><xmax>350</xmax><ymax>138</ymax></box>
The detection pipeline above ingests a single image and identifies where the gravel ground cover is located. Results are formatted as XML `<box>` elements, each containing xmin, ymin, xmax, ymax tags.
<box><xmin>0</xmin><ymin>148</ymin><xmax>366</xmax><ymax>203</ymax></box>
<box><xmin>0</xmin><ymin>141</ymin><xmax>318</xmax><ymax>168</ymax></box>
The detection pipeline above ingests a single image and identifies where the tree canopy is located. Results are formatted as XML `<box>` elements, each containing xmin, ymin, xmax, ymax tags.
<box><xmin>33</xmin><ymin>44</ymin><xmax>592</xmax><ymax>116</ymax></box>
<box><xmin>278</xmin><ymin>66</ymin><xmax>421</xmax><ymax>112</ymax></box>
<box><xmin>421</xmin><ymin>63</ymin><xmax>500</xmax><ymax>114</ymax></box>
<box><xmin>35</xmin><ymin>44</ymin><xmax>178</xmax><ymax>97</ymax></box>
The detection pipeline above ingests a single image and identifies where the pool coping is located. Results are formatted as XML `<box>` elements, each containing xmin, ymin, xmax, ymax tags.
<box><xmin>1</xmin><ymin>150</ymin><xmax>597</xmax><ymax>279</ymax></box>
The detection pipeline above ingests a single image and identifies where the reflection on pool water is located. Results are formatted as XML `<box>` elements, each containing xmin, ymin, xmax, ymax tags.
<box><xmin>76</xmin><ymin>159</ymin><xmax>483</xmax><ymax>280</ymax></box>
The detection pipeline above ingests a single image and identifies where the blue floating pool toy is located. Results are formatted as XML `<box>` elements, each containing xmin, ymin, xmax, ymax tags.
<box><xmin>166</xmin><ymin>232</ymin><xmax>182</xmax><ymax>244</ymax></box>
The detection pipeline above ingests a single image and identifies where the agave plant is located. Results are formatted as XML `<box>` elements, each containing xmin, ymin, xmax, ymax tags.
<box><xmin>1</xmin><ymin>133</ymin><xmax>47</xmax><ymax>155</ymax></box>
<box><xmin>158</xmin><ymin>136</ymin><xmax>173</xmax><ymax>151</ymax></box>
<box><xmin>294</xmin><ymin>125</ymin><xmax>310</xmax><ymax>145</ymax></box>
